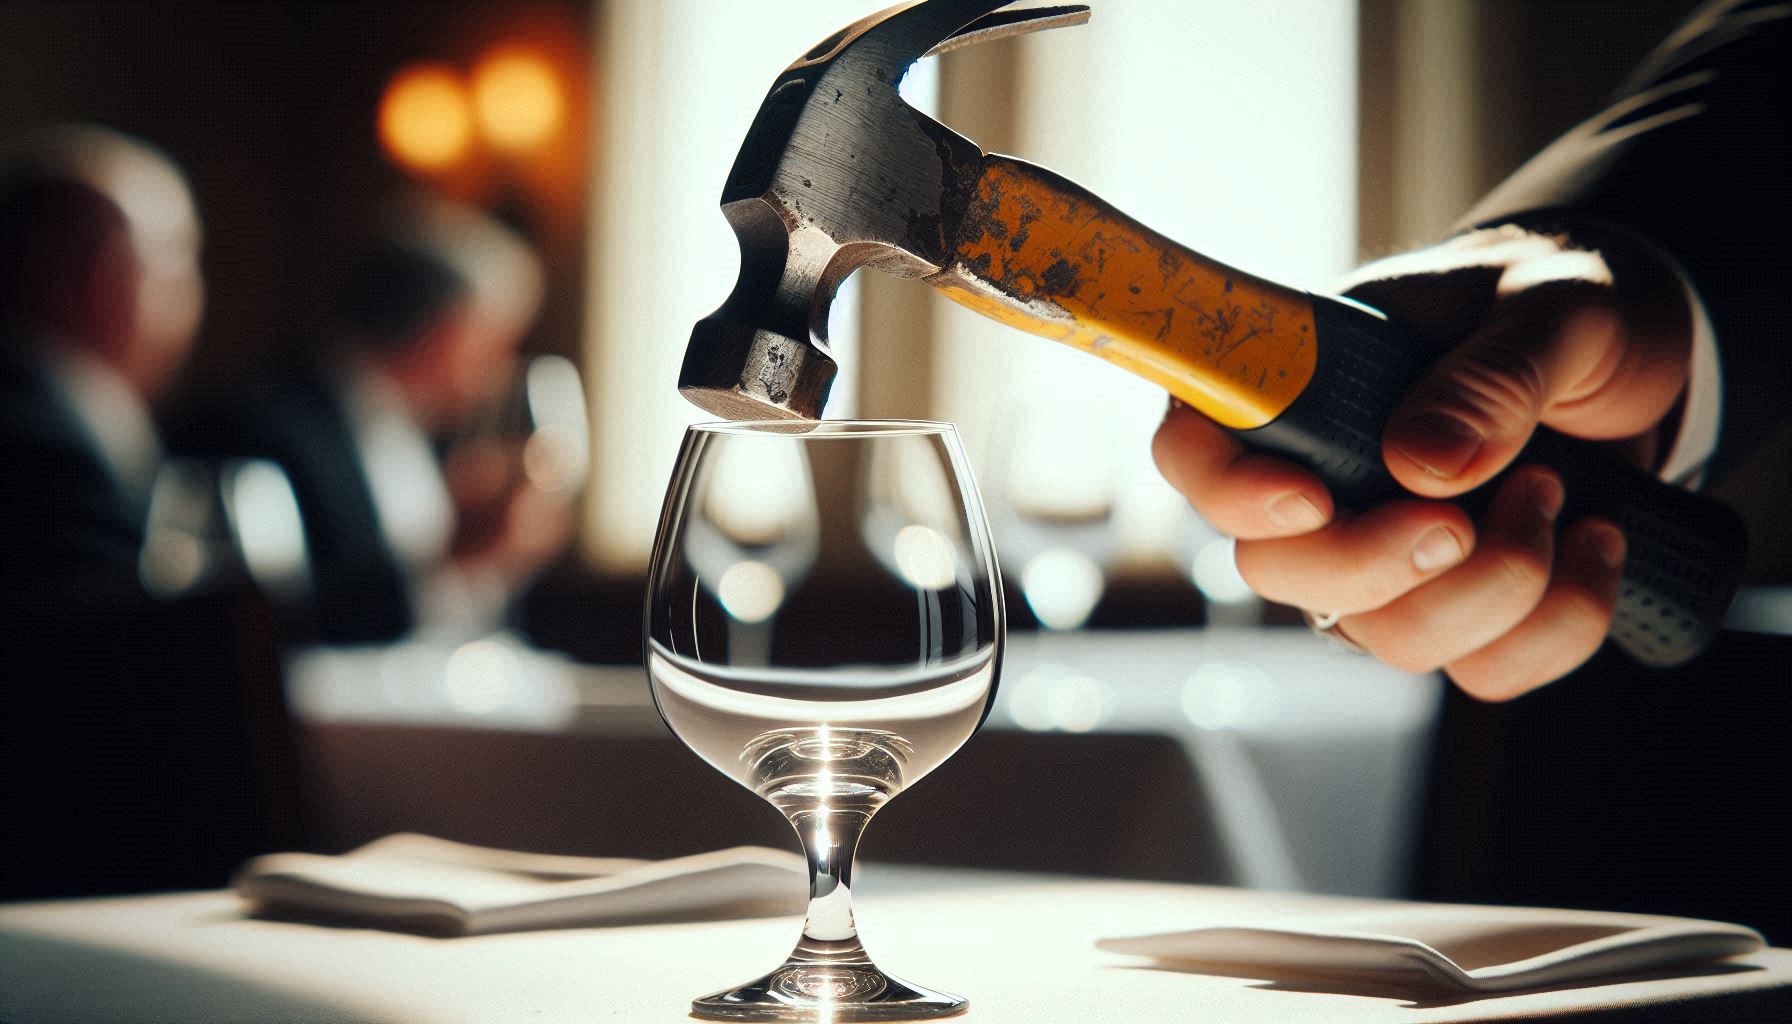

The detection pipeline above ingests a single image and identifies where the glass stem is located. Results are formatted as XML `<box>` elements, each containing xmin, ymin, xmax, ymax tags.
<box><xmin>786</xmin><ymin>802</ymin><xmax>875</xmax><ymax>965</ymax></box>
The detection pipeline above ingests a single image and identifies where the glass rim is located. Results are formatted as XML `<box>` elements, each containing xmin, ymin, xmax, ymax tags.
<box><xmin>688</xmin><ymin>418</ymin><xmax>958</xmax><ymax>438</ymax></box>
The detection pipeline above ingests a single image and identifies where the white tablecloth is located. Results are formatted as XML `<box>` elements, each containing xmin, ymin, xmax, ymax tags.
<box><xmin>2</xmin><ymin>869</ymin><xmax>1786</xmax><ymax>1023</ymax></box>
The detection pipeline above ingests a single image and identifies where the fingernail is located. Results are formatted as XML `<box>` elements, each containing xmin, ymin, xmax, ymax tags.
<box><xmin>1531</xmin><ymin>472</ymin><xmax>1565</xmax><ymax>522</ymax></box>
<box><xmin>1266</xmin><ymin>492</ymin><xmax>1327</xmax><ymax>531</ymax></box>
<box><xmin>1388</xmin><ymin>412</ymin><xmax>1483</xmax><ymax>480</ymax></box>
<box><xmin>1411</xmin><ymin>526</ymin><xmax>1467</xmax><ymax>572</ymax></box>
<box><xmin>1587</xmin><ymin>523</ymin><xmax>1626</xmax><ymax>569</ymax></box>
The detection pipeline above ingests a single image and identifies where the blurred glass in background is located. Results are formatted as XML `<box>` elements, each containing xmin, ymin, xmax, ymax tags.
<box><xmin>989</xmin><ymin>399</ymin><xmax>1118</xmax><ymax>631</ymax></box>
<box><xmin>139</xmin><ymin>457</ymin><xmax>310</xmax><ymax>603</ymax></box>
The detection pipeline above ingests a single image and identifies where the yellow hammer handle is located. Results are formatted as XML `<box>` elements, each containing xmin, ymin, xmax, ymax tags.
<box><xmin>926</xmin><ymin>154</ymin><xmax>1319</xmax><ymax>430</ymax></box>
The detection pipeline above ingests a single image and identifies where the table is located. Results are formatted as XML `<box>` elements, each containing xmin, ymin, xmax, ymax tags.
<box><xmin>2</xmin><ymin>869</ymin><xmax>1787</xmax><ymax>1023</ymax></box>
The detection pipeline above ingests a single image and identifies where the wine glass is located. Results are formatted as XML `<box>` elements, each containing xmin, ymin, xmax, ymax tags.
<box><xmin>987</xmin><ymin>398</ymin><xmax>1119</xmax><ymax>631</ymax></box>
<box><xmin>646</xmin><ymin>420</ymin><xmax>1004</xmax><ymax>1022</ymax></box>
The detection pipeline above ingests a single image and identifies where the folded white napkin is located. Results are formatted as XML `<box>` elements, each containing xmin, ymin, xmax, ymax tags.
<box><xmin>234</xmin><ymin>834</ymin><xmax>808</xmax><ymax>936</ymax></box>
<box><xmin>1097</xmin><ymin>902</ymin><xmax>1764</xmax><ymax>993</ymax></box>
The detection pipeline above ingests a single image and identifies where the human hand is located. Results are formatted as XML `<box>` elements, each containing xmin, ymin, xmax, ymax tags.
<box><xmin>1153</xmin><ymin>224</ymin><xmax>1694</xmax><ymax>699</ymax></box>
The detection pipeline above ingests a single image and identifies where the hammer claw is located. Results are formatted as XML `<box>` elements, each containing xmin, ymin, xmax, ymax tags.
<box><xmin>923</xmin><ymin>5</ymin><xmax>1092</xmax><ymax>59</ymax></box>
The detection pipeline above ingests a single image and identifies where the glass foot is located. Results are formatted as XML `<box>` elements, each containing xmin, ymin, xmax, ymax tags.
<box><xmin>692</xmin><ymin>962</ymin><xmax>965</xmax><ymax>1022</ymax></box>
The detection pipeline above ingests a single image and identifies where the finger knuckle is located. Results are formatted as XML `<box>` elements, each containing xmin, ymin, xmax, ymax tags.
<box><xmin>1553</xmin><ymin>580</ymin><xmax>1618</xmax><ymax>633</ymax></box>
<box><xmin>1564</xmin><ymin>299</ymin><xmax>1622</xmax><ymax>347</ymax></box>
<box><xmin>1442</xmin><ymin>344</ymin><xmax>1546</xmax><ymax>430</ymax></box>
<box><xmin>1492</xmin><ymin>545</ymin><xmax>1552</xmax><ymax>597</ymax></box>
<box><xmin>1338</xmin><ymin>546</ymin><xmax>1403</xmax><ymax>611</ymax></box>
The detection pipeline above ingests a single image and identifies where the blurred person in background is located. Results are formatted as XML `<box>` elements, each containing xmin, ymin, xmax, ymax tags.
<box><xmin>1154</xmin><ymin>2</ymin><xmax>1788</xmax><ymax>936</ymax></box>
<box><xmin>1</xmin><ymin>126</ymin><xmax>292</xmax><ymax>899</ymax></box>
<box><xmin>169</xmin><ymin>197</ymin><xmax>573</xmax><ymax>645</ymax></box>
<box><xmin>0</xmin><ymin>125</ymin><xmax>202</xmax><ymax>601</ymax></box>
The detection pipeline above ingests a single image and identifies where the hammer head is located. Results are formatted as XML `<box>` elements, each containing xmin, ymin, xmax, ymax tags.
<box><xmin>681</xmin><ymin>0</ymin><xmax>1089</xmax><ymax>421</ymax></box>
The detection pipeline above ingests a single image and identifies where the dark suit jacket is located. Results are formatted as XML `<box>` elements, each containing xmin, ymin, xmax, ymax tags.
<box><xmin>0</xmin><ymin>340</ymin><xmax>145</xmax><ymax>601</ymax></box>
<box><xmin>1</xmin><ymin>339</ymin><xmax>298</xmax><ymax>899</ymax></box>
<box><xmin>166</xmin><ymin>359</ymin><xmax>416</xmax><ymax>644</ymax></box>
<box><xmin>1417</xmin><ymin>1</ymin><xmax>1792</xmax><ymax>942</ymax></box>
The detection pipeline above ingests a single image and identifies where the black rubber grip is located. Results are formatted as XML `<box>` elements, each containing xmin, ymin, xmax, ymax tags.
<box><xmin>1237</xmin><ymin>294</ymin><xmax>1745</xmax><ymax>668</ymax></box>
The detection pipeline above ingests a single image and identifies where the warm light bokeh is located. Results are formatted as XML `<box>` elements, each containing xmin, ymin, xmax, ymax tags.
<box><xmin>379</xmin><ymin>64</ymin><xmax>472</xmax><ymax>172</ymax></box>
<box><xmin>471</xmin><ymin>48</ymin><xmax>563</xmax><ymax>153</ymax></box>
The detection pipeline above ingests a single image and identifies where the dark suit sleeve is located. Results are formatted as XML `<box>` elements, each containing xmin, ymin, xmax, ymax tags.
<box><xmin>1460</xmin><ymin>0</ymin><xmax>1791</xmax><ymax>485</ymax></box>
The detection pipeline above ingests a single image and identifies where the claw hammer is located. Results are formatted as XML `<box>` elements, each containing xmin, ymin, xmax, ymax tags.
<box><xmin>680</xmin><ymin>0</ymin><xmax>1744</xmax><ymax>667</ymax></box>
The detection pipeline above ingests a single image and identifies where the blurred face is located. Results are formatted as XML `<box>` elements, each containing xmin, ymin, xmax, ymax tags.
<box><xmin>362</xmin><ymin>208</ymin><xmax>542</xmax><ymax>429</ymax></box>
<box><xmin>441</xmin><ymin>307</ymin><xmax>526</xmax><ymax>415</ymax></box>
<box><xmin>387</xmin><ymin>299</ymin><xmax>528</xmax><ymax>429</ymax></box>
<box><xmin>116</xmin><ymin>159</ymin><xmax>204</xmax><ymax>398</ymax></box>
<box><xmin>78</xmin><ymin>145</ymin><xmax>204</xmax><ymax>399</ymax></box>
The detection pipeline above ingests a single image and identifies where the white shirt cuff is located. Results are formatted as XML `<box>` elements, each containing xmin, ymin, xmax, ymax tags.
<box><xmin>1656</xmin><ymin>269</ymin><xmax>1722</xmax><ymax>488</ymax></box>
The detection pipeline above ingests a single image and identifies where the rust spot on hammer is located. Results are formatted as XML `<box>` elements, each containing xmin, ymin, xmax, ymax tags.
<box><xmin>1040</xmin><ymin>258</ymin><xmax>1078</xmax><ymax>296</ymax></box>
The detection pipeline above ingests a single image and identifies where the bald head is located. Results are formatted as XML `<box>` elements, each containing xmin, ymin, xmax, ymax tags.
<box><xmin>0</xmin><ymin>126</ymin><xmax>203</xmax><ymax>399</ymax></box>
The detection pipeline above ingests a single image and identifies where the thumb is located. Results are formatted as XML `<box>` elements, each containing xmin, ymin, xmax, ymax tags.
<box><xmin>1381</xmin><ymin>281</ymin><xmax>1625</xmax><ymax>497</ymax></box>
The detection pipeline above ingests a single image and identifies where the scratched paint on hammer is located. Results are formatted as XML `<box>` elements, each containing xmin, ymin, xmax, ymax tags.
<box><xmin>930</xmin><ymin>156</ymin><xmax>1317</xmax><ymax>430</ymax></box>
